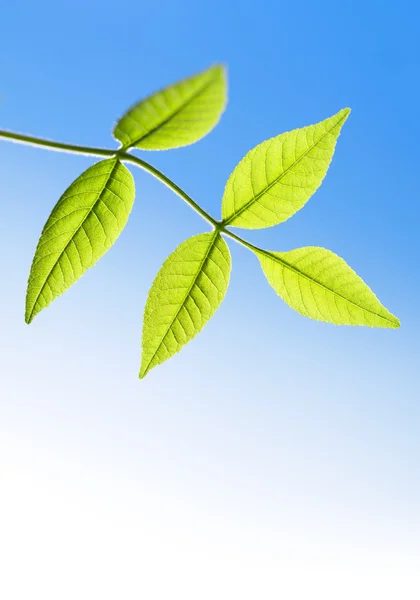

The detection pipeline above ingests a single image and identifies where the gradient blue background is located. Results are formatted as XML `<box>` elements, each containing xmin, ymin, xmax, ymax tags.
<box><xmin>1</xmin><ymin>1</ymin><xmax>419</xmax><ymax>598</ymax></box>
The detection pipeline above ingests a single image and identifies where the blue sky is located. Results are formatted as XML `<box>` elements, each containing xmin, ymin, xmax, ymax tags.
<box><xmin>0</xmin><ymin>1</ymin><xmax>419</xmax><ymax>598</ymax></box>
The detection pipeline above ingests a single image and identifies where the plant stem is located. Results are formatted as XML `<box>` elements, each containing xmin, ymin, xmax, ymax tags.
<box><xmin>219</xmin><ymin>228</ymin><xmax>260</xmax><ymax>252</ymax></box>
<box><xmin>117</xmin><ymin>151</ymin><xmax>219</xmax><ymax>228</ymax></box>
<box><xmin>0</xmin><ymin>128</ymin><xmax>259</xmax><ymax>250</ymax></box>
<box><xmin>0</xmin><ymin>129</ymin><xmax>116</xmax><ymax>158</ymax></box>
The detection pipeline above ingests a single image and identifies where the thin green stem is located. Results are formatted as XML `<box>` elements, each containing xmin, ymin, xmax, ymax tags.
<box><xmin>0</xmin><ymin>129</ymin><xmax>116</xmax><ymax>158</ymax></box>
<box><xmin>219</xmin><ymin>228</ymin><xmax>260</xmax><ymax>252</ymax></box>
<box><xmin>117</xmin><ymin>151</ymin><xmax>219</xmax><ymax>228</ymax></box>
<box><xmin>0</xmin><ymin>128</ymin><xmax>258</xmax><ymax>251</ymax></box>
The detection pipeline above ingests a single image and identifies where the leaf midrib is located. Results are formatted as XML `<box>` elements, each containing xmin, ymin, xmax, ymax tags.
<box><xmin>120</xmin><ymin>68</ymin><xmax>221</xmax><ymax>149</ymax></box>
<box><xmin>26</xmin><ymin>159</ymin><xmax>120</xmax><ymax>323</ymax></box>
<box><xmin>141</xmin><ymin>232</ymin><xmax>219</xmax><ymax>376</ymax></box>
<box><xmin>258</xmin><ymin>247</ymin><xmax>398</xmax><ymax>326</ymax></box>
<box><xmin>223</xmin><ymin>111</ymin><xmax>348</xmax><ymax>226</ymax></box>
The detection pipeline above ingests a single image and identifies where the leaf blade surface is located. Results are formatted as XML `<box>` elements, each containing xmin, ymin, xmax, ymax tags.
<box><xmin>140</xmin><ymin>231</ymin><xmax>231</xmax><ymax>378</ymax></box>
<box><xmin>256</xmin><ymin>246</ymin><xmax>399</xmax><ymax>328</ymax></box>
<box><xmin>221</xmin><ymin>109</ymin><xmax>350</xmax><ymax>229</ymax></box>
<box><xmin>25</xmin><ymin>158</ymin><xmax>135</xmax><ymax>323</ymax></box>
<box><xmin>113</xmin><ymin>65</ymin><xmax>226</xmax><ymax>150</ymax></box>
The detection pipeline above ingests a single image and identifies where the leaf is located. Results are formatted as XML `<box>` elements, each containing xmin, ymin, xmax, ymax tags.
<box><xmin>221</xmin><ymin>108</ymin><xmax>350</xmax><ymax>229</ymax></box>
<box><xmin>25</xmin><ymin>158</ymin><xmax>135</xmax><ymax>323</ymax></box>
<box><xmin>256</xmin><ymin>246</ymin><xmax>399</xmax><ymax>328</ymax></box>
<box><xmin>140</xmin><ymin>231</ymin><xmax>231</xmax><ymax>378</ymax></box>
<box><xmin>113</xmin><ymin>64</ymin><xmax>227</xmax><ymax>151</ymax></box>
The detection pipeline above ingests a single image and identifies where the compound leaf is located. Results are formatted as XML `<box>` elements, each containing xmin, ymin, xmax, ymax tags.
<box><xmin>114</xmin><ymin>64</ymin><xmax>226</xmax><ymax>151</ymax></box>
<box><xmin>140</xmin><ymin>231</ymin><xmax>231</xmax><ymax>378</ymax></box>
<box><xmin>25</xmin><ymin>158</ymin><xmax>135</xmax><ymax>323</ymax></box>
<box><xmin>256</xmin><ymin>246</ymin><xmax>399</xmax><ymax>328</ymax></box>
<box><xmin>221</xmin><ymin>109</ymin><xmax>350</xmax><ymax>229</ymax></box>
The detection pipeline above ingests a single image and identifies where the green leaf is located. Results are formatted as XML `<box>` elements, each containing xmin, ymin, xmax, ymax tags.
<box><xmin>25</xmin><ymin>158</ymin><xmax>135</xmax><ymax>323</ymax></box>
<box><xmin>113</xmin><ymin>64</ymin><xmax>226</xmax><ymax>151</ymax></box>
<box><xmin>221</xmin><ymin>108</ymin><xmax>350</xmax><ymax>229</ymax></box>
<box><xmin>256</xmin><ymin>246</ymin><xmax>399</xmax><ymax>328</ymax></box>
<box><xmin>140</xmin><ymin>231</ymin><xmax>231</xmax><ymax>378</ymax></box>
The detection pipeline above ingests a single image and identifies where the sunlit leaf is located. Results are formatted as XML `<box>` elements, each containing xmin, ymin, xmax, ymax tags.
<box><xmin>25</xmin><ymin>158</ymin><xmax>135</xmax><ymax>323</ymax></box>
<box><xmin>221</xmin><ymin>109</ymin><xmax>350</xmax><ymax>229</ymax></box>
<box><xmin>114</xmin><ymin>65</ymin><xmax>226</xmax><ymax>150</ymax></box>
<box><xmin>256</xmin><ymin>245</ymin><xmax>399</xmax><ymax>327</ymax></box>
<box><xmin>140</xmin><ymin>231</ymin><xmax>231</xmax><ymax>377</ymax></box>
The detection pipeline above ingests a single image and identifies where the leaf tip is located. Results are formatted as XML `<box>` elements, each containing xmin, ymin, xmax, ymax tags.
<box><xmin>210</xmin><ymin>63</ymin><xmax>228</xmax><ymax>104</ymax></box>
<box><xmin>25</xmin><ymin>303</ymin><xmax>35</xmax><ymax>324</ymax></box>
<box><xmin>381</xmin><ymin>306</ymin><xmax>400</xmax><ymax>329</ymax></box>
<box><xmin>139</xmin><ymin>357</ymin><xmax>151</xmax><ymax>379</ymax></box>
<box><xmin>338</xmin><ymin>107</ymin><xmax>351</xmax><ymax>123</ymax></box>
<box><xmin>389</xmin><ymin>314</ymin><xmax>400</xmax><ymax>329</ymax></box>
<box><xmin>210</xmin><ymin>62</ymin><xmax>226</xmax><ymax>75</ymax></box>
<box><xmin>373</xmin><ymin>308</ymin><xmax>400</xmax><ymax>329</ymax></box>
<box><xmin>138</xmin><ymin>367</ymin><xmax>149</xmax><ymax>380</ymax></box>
